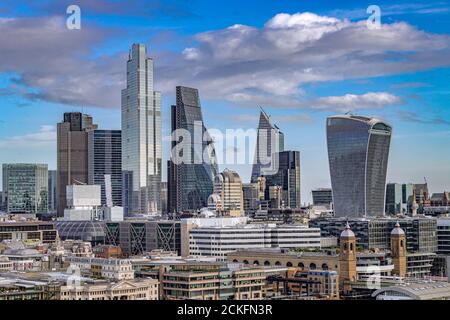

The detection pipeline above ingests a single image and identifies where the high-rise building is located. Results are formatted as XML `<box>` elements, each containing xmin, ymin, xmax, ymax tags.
<box><xmin>167</xmin><ymin>86</ymin><xmax>218</xmax><ymax>213</ymax></box>
<box><xmin>386</xmin><ymin>183</ymin><xmax>403</xmax><ymax>215</ymax></box>
<box><xmin>312</xmin><ymin>188</ymin><xmax>333</xmax><ymax>207</ymax></box>
<box><xmin>88</xmin><ymin>130</ymin><xmax>122</xmax><ymax>207</ymax></box>
<box><xmin>57</xmin><ymin>112</ymin><xmax>97</xmax><ymax>217</ymax></box>
<box><xmin>211</xmin><ymin>169</ymin><xmax>244</xmax><ymax>217</ymax></box>
<box><xmin>327</xmin><ymin>115</ymin><xmax>392</xmax><ymax>218</ymax></box>
<box><xmin>48</xmin><ymin>170</ymin><xmax>57</xmax><ymax>214</ymax></box>
<box><xmin>121</xmin><ymin>43</ymin><xmax>162</xmax><ymax>215</ymax></box>
<box><xmin>264</xmin><ymin>151</ymin><xmax>301</xmax><ymax>209</ymax></box>
<box><xmin>251</xmin><ymin>109</ymin><xmax>284</xmax><ymax>182</ymax></box>
<box><xmin>2</xmin><ymin>164</ymin><xmax>48</xmax><ymax>214</ymax></box>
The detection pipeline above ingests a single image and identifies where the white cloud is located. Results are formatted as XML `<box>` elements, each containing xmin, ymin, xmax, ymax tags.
<box><xmin>0</xmin><ymin>125</ymin><xmax>56</xmax><ymax>148</ymax></box>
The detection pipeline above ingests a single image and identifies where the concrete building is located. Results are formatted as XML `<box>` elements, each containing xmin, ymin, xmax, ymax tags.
<box><xmin>0</xmin><ymin>221</ymin><xmax>58</xmax><ymax>244</ymax></box>
<box><xmin>64</xmin><ymin>185</ymin><xmax>102</xmax><ymax>221</ymax></box>
<box><xmin>188</xmin><ymin>224</ymin><xmax>321</xmax><ymax>260</ymax></box>
<box><xmin>121</xmin><ymin>44</ymin><xmax>162</xmax><ymax>215</ymax></box>
<box><xmin>327</xmin><ymin>115</ymin><xmax>392</xmax><ymax>218</ymax></box>
<box><xmin>60</xmin><ymin>279</ymin><xmax>159</xmax><ymax>300</ymax></box>
<box><xmin>64</xmin><ymin>256</ymin><xmax>134</xmax><ymax>281</ymax></box>
<box><xmin>210</xmin><ymin>169</ymin><xmax>244</xmax><ymax>217</ymax></box>
<box><xmin>311</xmin><ymin>188</ymin><xmax>333</xmax><ymax>207</ymax></box>
<box><xmin>2</xmin><ymin>164</ymin><xmax>48</xmax><ymax>214</ymax></box>
<box><xmin>57</xmin><ymin>112</ymin><xmax>97</xmax><ymax>217</ymax></box>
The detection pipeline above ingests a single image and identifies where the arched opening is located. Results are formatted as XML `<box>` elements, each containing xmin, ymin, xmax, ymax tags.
<box><xmin>253</xmin><ymin>260</ymin><xmax>260</xmax><ymax>266</ymax></box>
<box><xmin>309</xmin><ymin>263</ymin><xmax>317</xmax><ymax>270</ymax></box>
<box><xmin>243</xmin><ymin>260</ymin><xmax>249</xmax><ymax>265</ymax></box>
<box><xmin>275</xmin><ymin>261</ymin><xmax>282</xmax><ymax>266</ymax></box>
<box><xmin>232</xmin><ymin>259</ymin><xmax>238</xmax><ymax>263</ymax></box>
<box><xmin>298</xmin><ymin>262</ymin><xmax>305</xmax><ymax>269</ymax></box>
<box><xmin>321</xmin><ymin>263</ymin><xmax>329</xmax><ymax>270</ymax></box>
<box><xmin>264</xmin><ymin>261</ymin><xmax>271</xmax><ymax>266</ymax></box>
<box><xmin>286</xmin><ymin>262</ymin><xmax>293</xmax><ymax>267</ymax></box>
<box><xmin>350</xmin><ymin>243</ymin><xmax>354</xmax><ymax>251</ymax></box>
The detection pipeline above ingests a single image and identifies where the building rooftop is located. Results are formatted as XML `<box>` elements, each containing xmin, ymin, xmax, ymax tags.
<box><xmin>373</xmin><ymin>281</ymin><xmax>450</xmax><ymax>300</ymax></box>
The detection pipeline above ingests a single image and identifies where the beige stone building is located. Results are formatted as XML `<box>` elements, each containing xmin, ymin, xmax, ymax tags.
<box><xmin>60</xmin><ymin>279</ymin><xmax>159</xmax><ymax>300</ymax></box>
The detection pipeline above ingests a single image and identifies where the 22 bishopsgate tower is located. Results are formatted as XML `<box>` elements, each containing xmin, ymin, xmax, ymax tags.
<box><xmin>121</xmin><ymin>44</ymin><xmax>162</xmax><ymax>215</ymax></box>
<box><xmin>327</xmin><ymin>115</ymin><xmax>392</xmax><ymax>218</ymax></box>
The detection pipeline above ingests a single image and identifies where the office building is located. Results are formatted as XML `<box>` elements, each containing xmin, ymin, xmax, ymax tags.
<box><xmin>310</xmin><ymin>217</ymin><xmax>437</xmax><ymax>253</ymax></box>
<box><xmin>167</xmin><ymin>86</ymin><xmax>218</xmax><ymax>213</ymax></box>
<box><xmin>251</xmin><ymin>109</ymin><xmax>284</xmax><ymax>183</ymax></box>
<box><xmin>57</xmin><ymin>112</ymin><xmax>97</xmax><ymax>217</ymax></box>
<box><xmin>187</xmin><ymin>223</ymin><xmax>321</xmax><ymax>260</ymax></box>
<box><xmin>2</xmin><ymin>164</ymin><xmax>48</xmax><ymax>214</ymax></box>
<box><xmin>60</xmin><ymin>279</ymin><xmax>159</xmax><ymax>300</ymax></box>
<box><xmin>437</xmin><ymin>218</ymin><xmax>450</xmax><ymax>255</ymax></box>
<box><xmin>210</xmin><ymin>169</ymin><xmax>244</xmax><ymax>217</ymax></box>
<box><xmin>264</xmin><ymin>151</ymin><xmax>301</xmax><ymax>209</ymax></box>
<box><xmin>105</xmin><ymin>220</ymin><xmax>182</xmax><ymax>256</ymax></box>
<box><xmin>386</xmin><ymin>183</ymin><xmax>403</xmax><ymax>215</ymax></box>
<box><xmin>0</xmin><ymin>220</ymin><xmax>58</xmax><ymax>244</ymax></box>
<box><xmin>64</xmin><ymin>185</ymin><xmax>102</xmax><ymax>221</ymax></box>
<box><xmin>121</xmin><ymin>43</ymin><xmax>162</xmax><ymax>215</ymax></box>
<box><xmin>47</xmin><ymin>170</ymin><xmax>57</xmax><ymax>215</ymax></box>
<box><xmin>312</xmin><ymin>188</ymin><xmax>333</xmax><ymax>207</ymax></box>
<box><xmin>327</xmin><ymin>115</ymin><xmax>392</xmax><ymax>217</ymax></box>
<box><xmin>88</xmin><ymin>130</ymin><xmax>122</xmax><ymax>207</ymax></box>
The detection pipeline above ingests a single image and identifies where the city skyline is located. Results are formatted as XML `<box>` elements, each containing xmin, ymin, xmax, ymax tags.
<box><xmin>0</xmin><ymin>1</ymin><xmax>450</xmax><ymax>204</ymax></box>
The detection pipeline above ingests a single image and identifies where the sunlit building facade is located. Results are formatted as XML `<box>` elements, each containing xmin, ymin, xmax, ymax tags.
<box><xmin>121</xmin><ymin>44</ymin><xmax>162</xmax><ymax>215</ymax></box>
<box><xmin>327</xmin><ymin>115</ymin><xmax>392</xmax><ymax>218</ymax></box>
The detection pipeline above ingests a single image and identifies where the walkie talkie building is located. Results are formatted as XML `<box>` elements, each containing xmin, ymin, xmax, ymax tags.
<box><xmin>327</xmin><ymin>115</ymin><xmax>392</xmax><ymax>218</ymax></box>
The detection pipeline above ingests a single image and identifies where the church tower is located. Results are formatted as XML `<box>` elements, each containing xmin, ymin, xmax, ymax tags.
<box><xmin>339</xmin><ymin>222</ymin><xmax>357</xmax><ymax>293</ymax></box>
<box><xmin>391</xmin><ymin>222</ymin><xmax>407</xmax><ymax>277</ymax></box>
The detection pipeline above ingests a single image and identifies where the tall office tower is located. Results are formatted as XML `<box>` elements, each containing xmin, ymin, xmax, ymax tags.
<box><xmin>327</xmin><ymin>115</ymin><xmax>392</xmax><ymax>218</ymax></box>
<box><xmin>57</xmin><ymin>112</ymin><xmax>97</xmax><ymax>217</ymax></box>
<box><xmin>251</xmin><ymin>109</ymin><xmax>284</xmax><ymax>183</ymax></box>
<box><xmin>2</xmin><ymin>164</ymin><xmax>48</xmax><ymax>214</ymax></box>
<box><xmin>168</xmin><ymin>86</ymin><xmax>218</xmax><ymax>213</ymax></box>
<box><xmin>312</xmin><ymin>188</ymin><xmax>333</xmax><ymax>206</ymax></box>
<box><xmin>160</xmin><ymin>182</ymin><xmax>168</xmax><ymax>215</ymax></box>
<box><xmin>211</xmin><ymin>169</ymin><xmax>244</xmax><ymax>217</ymax></box>
<box><xmin>402</xmin><ymin>183</ymin><xmax>414</xmax><ymax>213</ymax></box>
<box><xmin>121</xmin><ymin>44</ymin><xmax>162</xmax><ymax>215</ymax></box>
<box><xmin>48</xmin><ymin>170</ymin><xmax>57</xmax><ymax>214</ymax></box>
<box><xmin>88</xmin><ymin>130</ymin><xmax>122</xmax><ymax>207</ymax></box>
<box><xmin>264</xmin><ymin>151</ymin><xmax>301</xmax><ymax>209</ymax></box>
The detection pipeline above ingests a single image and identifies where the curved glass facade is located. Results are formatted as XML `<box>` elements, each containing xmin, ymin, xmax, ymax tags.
<box><xmin>327</xmin><ymin>116</ymin><xmax>392</xmax><ymax>217</ymax></box>
<box><xmin>54</xmin><ymin>221</ymin><xmax>106</xmax><ymax>245</ymax></box>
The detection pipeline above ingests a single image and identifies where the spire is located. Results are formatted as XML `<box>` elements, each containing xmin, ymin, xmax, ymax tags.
<box><xmin>341</xmin><ymin>221</ymin><xmax>355</xmax><ymax>238</ymax></box>
<box><xmin>391</xmin><ymin>221</ymin><xmax>405</xmax><ymax>236</ymax></box>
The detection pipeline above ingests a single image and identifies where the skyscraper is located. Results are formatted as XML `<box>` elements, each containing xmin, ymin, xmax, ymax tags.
<box><xmin>211</xmin><ymin>169</ymin><xmax>244</xmax><ymax>217</ymax></box>
<box><xmin>48</xmin><ymin>170</ymin><xmax>57</xmax><ymax>214</ymax></box>
<box><xmin>57</xmin><ymin>112</ymin><xmax>97</xmax><ymax>217</ymax></box>
<box><xmin>168</xmin><ymin>86</ymin><xmax>218</xmax><ymax>213</ymax></box>
<box><xmin>251</xmin><ymin>109</ymin><xmax>284</xmax><ymax>183</ymax></box>
<box><xmin>2</xmin><ymin>164</ymin><xmax>48</xmax><ymax>214</ymax></box>
<box><xmin>88</xmin><ymin>130</ymin><xmax>122</xmax><ymax>207</ymax></box>
<box><xmin>264</xmin><ymin>151</ymin><xmax>301</xmax><ymax>209</ymax></box>
<box><xmin>327</xmin><ymin>115</ymin><xmax>392</xmax><ymax>218</ymax></box>
<box><xmin>121</xmin><ymin>44</ymin><xmax>162</xmax><ymax>215</ymax></box>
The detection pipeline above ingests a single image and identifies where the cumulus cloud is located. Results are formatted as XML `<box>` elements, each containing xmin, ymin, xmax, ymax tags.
<box><xmin>160</xmin><ymin>12</ymin><xmax>450</xmax><ymax>109</ymax></box>
<box><xmin>0</xmin><ymin>125</ymin><xmax>56</xmax><ymax>148</ymax></box>
<box><xmin>1</xmin><ymin>11</ymin><xmax>449</xmax><ymax>111</ymax></box>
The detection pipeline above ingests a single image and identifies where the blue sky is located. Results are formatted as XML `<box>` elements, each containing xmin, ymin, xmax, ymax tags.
<box><xmin>0</xmin><ymin>0</ymin><xmax>450</xmax><ymax>203</ymax></box>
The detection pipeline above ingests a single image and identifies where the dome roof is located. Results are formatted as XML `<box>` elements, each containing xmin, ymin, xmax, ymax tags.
<box><xmin>391</xmin><ymin>222</ymin><xmax>405</xmax><ymax>236</ymax></box>
<box><xmin>340</xmin><ymin>222</ymin><xmax>355</xmax><ymax>238</ymax></box>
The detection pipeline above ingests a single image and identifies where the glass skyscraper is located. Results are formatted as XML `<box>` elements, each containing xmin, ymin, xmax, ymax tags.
<box><xmin>88</xmin><ymin>130</ymin><xmax>122</xmax><ymax>207</ymax></box>
<box><xmin>264</xmin><ymin>151</ymin><xmax>301</xmax><ymax>209</ymax></box>
<box><xmin>168</xmin><ymin>86</ymin><xmax>218</xmax><ymax>213</ymax></box>
<box><xmin>327</xmin><ymin>115</ymin><xmax>392</xmax><ymax>218</ymax></box>
<box><xmin>251</xmin><ymin>109</ymin><xmax>284</xmax><ymax>183</ymax></box>
<box><xmin>121</xmin><ymin>44</ymin><xmax>162</xmax><ymax>215</ymax></box>
<box><xmin>2</xmin><ymin>164</ymin><xmax>48</xmax><ymax>214</ymax></box>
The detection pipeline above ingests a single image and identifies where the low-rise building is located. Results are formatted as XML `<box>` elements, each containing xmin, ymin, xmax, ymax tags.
<box><xmin>60</xmin><ymin>279</ymin><xmax>159</xmax><ymax>300</ymax></box>
<box><xmin>64</xmin><ymin>256</ymin><xmax>134</xmax><ymax>281</ymax></box>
